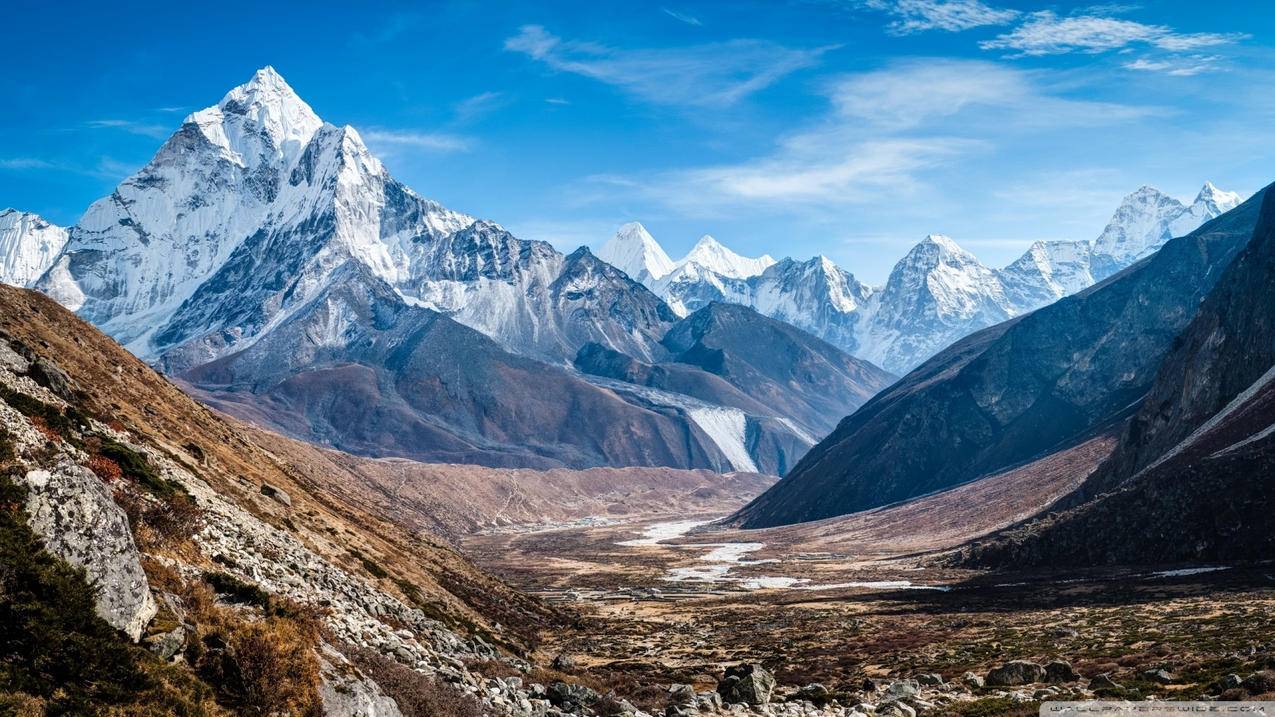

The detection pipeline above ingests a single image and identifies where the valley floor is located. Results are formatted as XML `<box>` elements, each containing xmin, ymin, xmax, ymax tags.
<box><xmin>461</xmin><ymin>438</ymin><xmax>1275</xmax><ymax>712</ymax></box>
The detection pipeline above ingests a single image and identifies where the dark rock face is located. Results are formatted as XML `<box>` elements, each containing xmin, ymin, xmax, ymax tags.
<box><xmin>716</xmin><ymin>663</ymin><xmax>775</xmax><ymax>706</ymax></box>
<box><xmin>985</xmin><ymin>660</ymin><xmax>1045</xmax><ymax>686</ymax></box>
<box><xmin>572</xmin><ymin>303</ymin><xmax>894</xmax><ymax>474</ymax></box>
<box><xmin>965</xmin><ymin>187</ymin><xmax>1275</xmax><ymax>568</ymax></box>
<box><xmin>181</xmin><ymin>263</ymin><xmax>726</xmax><ymax>471</ymax></box>
<box><xmin>661</xmin><ymin>303</ymin><xmax>895</xmax><ymax>437</ymax></box>
<box><xmin>732</xmin><ymin>189</ymin><xmax>1266</xmax><ymax>528</ymax></box>
<box><xmin>1045</xmin><ymin>661</ymin><xmax>1080</xmax><ymax>684</ymax></box>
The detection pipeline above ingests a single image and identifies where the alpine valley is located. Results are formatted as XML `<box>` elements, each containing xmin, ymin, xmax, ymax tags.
<box><xmin>2</xmin><ymin>63</ymin><xmax>1274</xmax><ymax>717</ymax></box>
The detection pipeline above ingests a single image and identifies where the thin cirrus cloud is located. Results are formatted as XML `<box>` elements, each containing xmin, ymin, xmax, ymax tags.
<box><xmin>453</xmin><ymin>91</ymin><xmax>506</xmax><ymax>123</ymax></box>
<box><xmin>361</xmin><ymin>129</ymin><xmax>473</xmax><ymax>153</ymax></box>
<box><xmin>85</xmin><ymin>119</ymin><xmax>171</xmax><ymax>139</ymax></box>
<box><xmin>980</xmin><ymin>11</ymin><xmax>1248</xmax><ymax>57</ymax></box>
<box><xmin>504</xmin><ymin>25</ymin><xmax>832</xmax><ymax>108</ymax></box>
<box><xmin>596</xmin><ymin>59</ymin><xmax>1151</xmax><ymax>211</ymax></box>
<box><xmin>661</xmin><ymin>7</ymin><xmax>703</xmax><ymax>27</ymax></box>
<box><xmin>1124</xmin><ymin>56</ymin><xmax>1221</xmax><ymax>77</ymax></box>
<box><xmin>855</xmin><ymin>0</ymin><xmax>1019</xmax><ymax>34</ymax></box>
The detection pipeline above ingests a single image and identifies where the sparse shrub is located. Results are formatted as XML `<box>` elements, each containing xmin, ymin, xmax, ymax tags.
<box><xmin>337</xmin><ymin>644</ymin><xmax>483</xmax><ymax>717</ymax></box>
<box><xmin>27</xmin><ymin>416</ymin><xmax>60</xmax><ymax>445</ymax></box>
<box><xmin>99</xmin><ymin>439</ymin><xmax>186</xmax><ymax>498</ymax></box>
<box><xmin>203</xmin><ymin>571</ymin><xmax>272</xmax><ymax>609</ymax></box>
<box><xmin>0</xmin><ymin>427</ymin><xmax>13</xmax><ymax>466</ymax></box>
<box><xmin>227</xmin><ymin>618</ymin><xmax>322</xmax><ymax>716</ymax></box>
<box><xmin>87</xmin><ymin>453</ymin><xmax>124</xmax><ymax>483</ymax></box>
<box><xmin>348</xmin><ymin>548</ymin><xmax>389</xmax><ymax>579</ymax></box>
<box><xmin>143</xmin><ymin>493</ymin><xmax>204</xmax><ymax>545</ymax></box>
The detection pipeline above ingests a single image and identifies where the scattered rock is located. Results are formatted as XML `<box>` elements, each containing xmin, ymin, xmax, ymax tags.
<box><xmin>667</xmin><ymin>683</ymin><xmax>696</xmax><ymax>706</ymax></box>
<box><xmin>1045</xmin><ymin>660</ymin><xmax>1080</xmax><ymax>684</ymax></box>
<box><xmin>884</xmin><ymin>679</ymin><xmax>920</xmax><ymax>700</ymax></box>
<box><xmin>1241</xmin><ymin>671</ymin><xmax>1275</xmax><ymax>695</ymax></box>
<box><xmin>145</xmin><ymin>625</ymin><xmax>186</xmax><ymax>661</ymax></box>
<box><xmin>547</xmin><ymin>681</ymin><xmax>601</xmax><ymax>711</ymax></box>
<box><xmin>551</xmin><ymin>652</ymin><xmax>577</xmax><ymax>670</ymax></box>
<box><xmin>877</xmin><ymin>699</ymin><xmax>916</xmax><ymax>717</ymax></box>
<box><xmin>916</xmin><ymin>673</ymin><xmax>945</xmax><ymax>686</ymax></box>
<box><xmin>318</xmin><ymin>643</ymin><xmax>406</xmax><ymax>717</ymax></box>
<box><xmin>717</xmin><ymin>663</ymin><xmax>776</xmax><ymax>706</ymax></box>
<box><xmin>1142</xmin><ymin>668</ymin><xmax>1176</xmax><ymax>685</ymax></box>
<box><xmin>16</xmin><ymin>461</ymin><xmax>157</xmax><ymax>641</ymax></box>
<box><xmin>1090</xmin><ymin>674</ymin><xmax>1122</xmax><ymax>691</ymax></box>
<box><xmin>796</xmin><ymin>682</ymin><xmax>831</xmax><ymax>704</ymax></box>
<box><xmin>1051</xmin><ymin>627</ymin><xmax>1079</xmax><ymax>640</ymax></box>
<box><xmin>260</xmin><ymin>482</ymin><xmax>292</xmax><ymax>507</ymax></box>
<box><xmin>986</xmin><ymin>661</ymin><xmax>1046</xmax><ymax>687</ymax></box>
<box><xmin>962</xmin><ymin>671</ymin><xmax>985</xmax><ymax>689</ymax></box>
<box><xmin>28</xmin><ymin>356</ymin><xmax>78</xmax><ymax>402</ymax></box>
<box><xmin>1211</xmin><ymin>674</ymin><xmax>1244</xmax><ymax>692</ymax></box>
<box><xmin>695</xmin><ymin>691</ymin><xmax>723</xmax><ymax>712</ymax></box>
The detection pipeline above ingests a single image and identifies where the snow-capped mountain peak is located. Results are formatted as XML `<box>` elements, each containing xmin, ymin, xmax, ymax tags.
<box><xmin>596</xmin><ymin>221</ymin><xmax>676</xmax><ymax>282</ymax></box>
<box><xmin>187</xmin><ymin>65</ymin><xmax>322</xmax><ymax>169</ymax></box>
<box><xmin>0</xmin><ymin>209</ymin><xmax>68</xmax><ymax>288</ymax></box>
<box><xmin>1193</xmin><ymin>181</ymin><xmax>1241</xmax><ymax>212</ymax></box>
<box><xmin>679</xmin><ymin>234</ymin><xmax>776</xmax><ymax>279</ymax></box>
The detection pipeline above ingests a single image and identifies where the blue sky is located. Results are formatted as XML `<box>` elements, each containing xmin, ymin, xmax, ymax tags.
<box><xmin>2</xmin><ymin>0</ymin><xmax>1271</xmax><ymax>282</ymax></box>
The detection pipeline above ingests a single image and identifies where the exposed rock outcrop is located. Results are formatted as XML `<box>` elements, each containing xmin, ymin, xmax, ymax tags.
<box><xmin>15</xmin><ymin>460</ymin><xmax>156</xmax><ymax>641</ymax></box>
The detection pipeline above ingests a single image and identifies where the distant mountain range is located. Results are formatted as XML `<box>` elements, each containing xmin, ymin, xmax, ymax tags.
<box><xmin>598</xmin><ymin>182</ymin><xmax>1241</xmax><ymax>374</ymax></box>
<box><xmin>732</xmin><ymin>183</ymin><xmax>1266</xmax><ymax>530</ymax></box>
<box><xmin>0</xmin><ymin>67</ymin><xmax>891</xmax><ymax>473</ymax></box>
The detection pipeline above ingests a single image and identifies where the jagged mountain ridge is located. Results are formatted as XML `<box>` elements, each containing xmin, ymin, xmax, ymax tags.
<box><xmin>609</xmin><ymin>184</ymin><xmax>1242</xmax><ymax>374</ymax></box>
<box><xmin>180</xmin><ymin>260</ymin><xmax>764</xmax><ymax>471</ymax></box>
<box><xmin>8</xmin><ymin>67</ymin><xmax>888</xmax><ymax>475</ymax></box>
<box><xmin>730</xmin><ymin>185</ymin><xmax>1266</xmax><ymax>528</ymax></box>
<box><xmin>35</xmin><ymin>67</ymin><xmax>671</xmax><ymax>370</ymax></box>
<box><xmin>966</xmin><ymin>187</ymin><xmax>1275</xmax><ymax>567</ymax></box>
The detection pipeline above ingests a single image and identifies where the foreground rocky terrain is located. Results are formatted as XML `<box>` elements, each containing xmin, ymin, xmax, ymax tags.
<box><xmin>2</xmin><ymin>279</ymin><xmax>1274</xmax><ymax>716</ymax></box>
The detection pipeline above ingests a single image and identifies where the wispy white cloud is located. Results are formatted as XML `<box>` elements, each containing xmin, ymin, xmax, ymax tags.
<box><xmin>855</xmin><ymin>0</ymin><xmax>1019</xmax><ymax>34</ymax></box>
<box><xmin>85</xmin><ymin>119</ymin><xmax>170</xmax><ymax>139</ymax></box>
<box><xmin>827</xmin><ymin>59</ymin><xmax>1150</xmax><ymax>130</ymax></box>
<box><xmin>504</xmin><ymin>25</ymin><xmax>831</xmax><ymax>108</ymax></box>
<box><xmin>544</xmin><ymin>97</ymin><xmax>571</xmax><ymax>106</ymax></box>
<box><xmin>0</xmin><ymin>158</ymin><xmax>56</xmax><ymax>170</ymax></box>
<box><xmin>661</xmin><ymin>7</ymin><xmax>702</xmax><ymax>26</ymax></box>
<box><xmin>585</xmin><ymin>59</ymin><xmax>1152</xmax><ymax>212</ymax></box>
<box><xmin>1124</xmin><ymin>55</ymin><xmax>1222</xmax><ymax>77</ymax></box>
<box><xmin>453</xmin><ymin>91</ymin><xmax>506</xmax><ymax>123</ymax></box>
<box><xmin>981</xmin><ymin>11</ymin><xmax>1247</xmax><ymax>57</ymax></box>
<box><xmin>361</xmin><ymin>129</ymin><xmax>473</xmax><ymax>153</ymax></box>
<box><xmin>0</xmin><ymin>155</ymin><xmax>139</xmax><ymax>180</ymax></box>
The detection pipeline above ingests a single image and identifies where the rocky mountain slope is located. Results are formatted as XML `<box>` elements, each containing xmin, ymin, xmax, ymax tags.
<box><xmin>611</xmin><ymin>184</ymin><xmax>1240</xmax><ymax>374</ymax></box>
<box><xmin>178</xmin><ymin>261</ymin><xmax>739</xmax><ymax>471</ymax></box>
<box><xmin>574</xmin><ymin>303</ymin><xmax>895</xmax><ymax>474</ymax></box>
<box><xmin>0</xmin><ymin>208</ymin><xmax>67</xmax><ymax>287</ymax></box>
<box><xmin>730</xmin><ymin>185</ymin><xmax>1267</xmax><ymax>529</ymax></box>
<box><xmin>0</xmin><ymin>283</ymin><xmax>562</xmax><ymax>714</ymax></box>
<box><xmin>964</xmin><ymin>188</ymin><xmax>1275</xmax><ymax>567</ymax></box>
